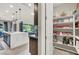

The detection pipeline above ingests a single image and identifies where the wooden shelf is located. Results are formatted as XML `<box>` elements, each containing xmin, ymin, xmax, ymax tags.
<box><xmin>54</xmin><ymin>28</ymin><xmax>73</xmax><ymax>30</ymax></box>
<box><xmin>53</xmin><ymin>20</ymin><xmax>79</xmax><ymax>25</ymax></box>
<box><xmin>53</xmin><ymin>19</ymin><xmax>79</xmax><ymax>25</ymax></box>
<box><xmin>75</xmin><ymin>28</ymin><xmax>79</xmax><ymax>29</ymax></box>
<box><xmin>75</xmin><ymin>20</ymin><xmax>79</xmax><ymax>22</ymax></box>
<box><xmin>53</xmin><ymin>34</ymin><xmax>73</xmax><ymax>37</ymax></box>
<box><xmin>53</xmin><ymin>21</ymin><xmax>73</xmax><ymax>25</ymax></box>
<box><xmin>75</xmin><ymin>47</ymin><xmax>79</xmax><ymax>54</ymax></box>
<box><xmin>53</xmin><ymin>34</ymin><xmax>79</xmax><ymax>39</ymax></box>
<box><xmin>53</xmin><ymin>42</ymin><xmax>78</xmax><ymax>54</ymax></box>
<box><xmin>54</xmin><ymin>28</ymin><xmax>79</xmax><ymax>30</ymax></box>
<box><xmin>53</xmin><ymin>14</ymin><xmax>79</xmax><ymax>54</ymax></box>
<box><xmin>53</xmin><ymin>42</ymin><xmax>74</xmax><ymax>47</ymax></box>
<box><xmin>53</xmin><ymin>15</ymin><xmax>73</xmax><ymax>20</ymax></box>
<box><xmin>53</xmin><ymin>28</ymin><xmax>73</xmax><ymax>32</ymax></box>
<box><xmin>75</xmin><ymin>36</ymin><xmax>79</xmax><ymax>40</ymax></box>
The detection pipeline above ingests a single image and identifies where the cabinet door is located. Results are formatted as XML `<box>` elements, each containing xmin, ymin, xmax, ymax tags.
<box><xmin>4</xmin><ymin>34</ymin><xmax>10</xmax><ymax>47</ymax></box>
<box><xmin>29</xmin><ymin>38</ymin><xmax>38</xmax><ymax>55</ymax></box>
<box><xmin>4</xmin><ymin>22</ymin><xmax>8</xmax><ymax>31</ymax></box>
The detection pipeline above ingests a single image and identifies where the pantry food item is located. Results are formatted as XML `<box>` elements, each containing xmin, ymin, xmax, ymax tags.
<box><xmin>60</xmin><ymin>12</ymin><xmax>67</xmax><ymax>16</ymax></box>
<box><xmin>75</xmin><ymin>22</ymin><xmax>79</xmax><ymax>28</ymax></box>
<box><xmin>53</xmin><ymin>31</ymin><xmax>72</xmax><ymax>36</ymax></box>
<box><xmin>63</xmin><ymin>36</ymin><xmax>69</xmax><ymax>44</ymax></box>
<box><xmin>53</xmin><ymin>25</ymin><xmax>72</xmax><ymax>28</ymax></box>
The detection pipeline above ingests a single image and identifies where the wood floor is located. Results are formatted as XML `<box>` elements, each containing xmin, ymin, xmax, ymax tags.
<box><xmin>0</xmin><ymin>44</ymin><xmax>30</xmax><ymax>55</ymax></box>
<box><xmin>53</xmin><ymin>47</ymin><xmax>76</xmax><ymax>55</ymax></box>
<box><xmin>0</xmin><ymin>38</ymin><xmax>30</xmax><ymax>55</ymax></box>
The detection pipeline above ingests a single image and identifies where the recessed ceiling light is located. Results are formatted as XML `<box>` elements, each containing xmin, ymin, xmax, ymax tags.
<box><xmin>10</xmin><ymin>5</ymin><xmax>14</xmax><ymax>8</ymax></box>
<box><xmin>31</xmin><ymin>12</ymin><xmax>34</xmax><ymax>15</ymax></box>
<box><xmin>28</xmin><ymin>4</ymin><xmax>32</xmax><ymax>7</ymax></box>
<box><xmin>5</xmin><ymin>10</ymin><xmax>9</xmax><ymax>13</ymax></box>
<box><xmin>12</xmin><ymin>16</ymin><xmax>14</xmax><ymax>18</ymax></box>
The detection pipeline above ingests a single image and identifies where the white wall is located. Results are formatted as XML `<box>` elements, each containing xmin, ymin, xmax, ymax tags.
<box><xmin>46</xmin><ymin>3</ymin><xmax>53</xmax><ymax>55</ymax></box>
<box><xmin>53</xmin><ymin>3</ymin><xmax>76</xmax><ymax>17</ymax></box>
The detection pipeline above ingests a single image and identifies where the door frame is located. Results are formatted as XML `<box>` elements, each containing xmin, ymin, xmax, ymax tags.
<box><xmin>38</xmin><ymin>3</ymin><xmax>53</xmax><ymax>55</ymax></box>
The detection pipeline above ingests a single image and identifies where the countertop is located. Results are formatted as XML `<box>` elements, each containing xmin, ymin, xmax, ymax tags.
<box><xmin>29</xmin><ymin>34</ymin><xmax>38</xmax><ymax>39</ymax></box>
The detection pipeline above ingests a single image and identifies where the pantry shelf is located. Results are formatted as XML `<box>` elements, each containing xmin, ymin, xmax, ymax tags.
<box><xmin>53</xmin><ymin>21</ymin><xmax>73</xmax><ymax>25</ymax></box>
<box><xmin>75</xmin><ymin>28</ymin><xmax>79</xmax><ymax>29</ymax></box>
<box><xmin>53</xmin><ymin>42</ymin><xmax>78</xmax><ymax>54</ymax></box>
<box><xmin>54</xmin><ymin>28</ymin><xmax>73</xmax><ymax>29</ymax></box>
<box><xmin>53</xmin><ymin>42</ymin><xmax>74</xmax><ymax>48</ymax></box>
<box><xmin>53</xmin><ymin>15</ymin><xmax>73</xmax><ymax>20</ymax></box>
<box><xmin>53</xmin><ymin>34</ymin><xmax>73</xmax><ymax>37</ymax></box>
<box><xmin>75</xmin><ymin>36</ymin><xmax>79</xmax><ymax>40</ymax></box>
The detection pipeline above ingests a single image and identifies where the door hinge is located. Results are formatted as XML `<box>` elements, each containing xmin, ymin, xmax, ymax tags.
<box><xmin>45</xmin><ymin>16</ymin><xmax>47</xmax><ymax>20</ymax></box>
<box><xmin>45</xmin><ymin>36</ymin><xmax>47</xmax><ymax>39</ymax></box>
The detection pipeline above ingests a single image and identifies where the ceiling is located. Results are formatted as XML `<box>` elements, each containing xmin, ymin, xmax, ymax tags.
<box><xmin>0</xmin><ymin>3</ymin><xmax>34</xmax><ymax>21</ymax></box>
<box><xmin>53</xmin><ymin>3</ymin><xmax>64</xmax><ymax>8</ymax></box>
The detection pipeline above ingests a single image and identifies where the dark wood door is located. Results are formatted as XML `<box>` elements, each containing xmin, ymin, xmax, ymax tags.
<box><xmin>29</xmin><ymin>37</ymin><xmax>38</xmax><ymax>55</ymax></box>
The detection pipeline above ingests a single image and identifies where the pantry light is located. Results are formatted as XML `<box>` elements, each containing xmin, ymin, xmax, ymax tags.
<box><xmin>31</xmin><ymin>12</ymin><xmax>34</xmax><ymax>15</ymax></box>
<box><xmin>28</xmin><ymin>4</ymin><xmax>32</xmax><ymax>7</ymax></box>
<box><xmin>12</xmin><ymin>16</ymin><xmax>14</xmax><ymax>18</ymax></box>
<box><xmin>5</xmin><ymin>10</ymin><xmax>9</xmax><ymax>13</ymax></box>
<box><xmin>10</xmin><ymin>5</ymin><xmax>14</xmax><ymax>8</ymax></box>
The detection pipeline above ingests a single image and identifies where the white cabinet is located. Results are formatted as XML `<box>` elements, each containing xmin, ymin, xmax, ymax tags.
<box><xmin>4</xmin><ymin>32</ymin><xmax>29</xmax><ymax>51</ymax></box>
